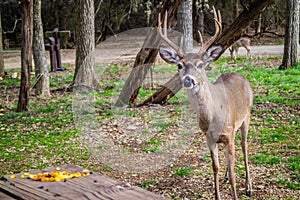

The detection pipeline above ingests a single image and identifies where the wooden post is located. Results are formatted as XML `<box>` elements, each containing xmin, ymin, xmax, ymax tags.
<box><xmin>45</xmin><ymin>28</ymin><xmax>70</xmax><ymax>72</ymax></box>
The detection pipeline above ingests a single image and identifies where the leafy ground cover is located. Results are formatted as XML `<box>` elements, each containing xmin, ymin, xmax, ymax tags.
<box><xmin>0</xmin><ymin>56</ymin><xmax>299</xmax><ymax>199</ymax></box>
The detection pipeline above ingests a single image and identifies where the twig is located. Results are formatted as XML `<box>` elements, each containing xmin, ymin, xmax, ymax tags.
<box><xmin>95</xmin><ymin>0</ymin><xmax>103</xmax><ymax>16</ymax></box>
<box><xmin>3</xmin><ymin>18</ymin><xmax>21</xmax><ymax>34</ymax></box>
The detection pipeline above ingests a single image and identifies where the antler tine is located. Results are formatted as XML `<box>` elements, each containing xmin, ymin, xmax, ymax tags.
<box><xmin>158</xmin><ymin>11</ymin><xmax>184</xmax><ymax>57</ymax></box>
<box><xmin>198</xmin><ymin>7</ymin><xmax>222</xmax><ymax>57</ymax></box>
<box><xmin>198</xmin><ymin>30</ymin><xmax>204</xmax><ymax>51</ymax></box>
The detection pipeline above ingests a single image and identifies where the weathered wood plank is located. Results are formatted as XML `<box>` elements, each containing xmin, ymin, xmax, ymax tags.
<box><xmin>0</xmin><ymin>189</ymin><xmax>16</xmax><ymax>200</ymax></box>
<box><xmin>0</xmin><ymin>164</ymin><xmax>168</xmax><ymax>200</ymax></box>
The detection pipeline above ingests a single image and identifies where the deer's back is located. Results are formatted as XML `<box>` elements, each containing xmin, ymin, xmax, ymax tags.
<box><xmin>215</xmin><ymin>72</ymin><xmax>253</xmax><ymax>109</ymax></box>
<box><xmin>233</xmin><ymin>38</ymin><xmax>250</xmax><ymax>48</ymax></box>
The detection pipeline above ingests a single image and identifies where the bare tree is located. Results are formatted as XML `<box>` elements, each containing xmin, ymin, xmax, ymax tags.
<box><xmin>0</xmin><ymin>7</ymin><xmax>5</xmax><ymax>79</ymax></box>
<box><xmin>17</xmin><ymin>0</ymin><xmax>33</xmax><ymax>112</ymax></box>
<box><xmin>177</xmin><ymin>0</ymin><xmax>193</xmax><ymax>53</ymax></box>
<box><xmin>279</xmin><ymin>0</ymin><xmax>299</xmax><ymax>69</ymax></box>
<box><xmin>33</xmin><ymin>0</ymin><xmax>50</xmax><ymax>96</ymax></box>
<box><xmin>73</xmin><ymin>0</ymin><xmax>96</xmax><ymax>87</ymax></box>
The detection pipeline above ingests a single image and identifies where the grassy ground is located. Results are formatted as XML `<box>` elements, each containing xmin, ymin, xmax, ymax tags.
<box><xmin>0</xmin><ymin>56</ymin><xmax>299</xmax><ymax>199</ymax></box>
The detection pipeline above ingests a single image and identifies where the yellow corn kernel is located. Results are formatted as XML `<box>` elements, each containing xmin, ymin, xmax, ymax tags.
<box><xmin>55</xmin><ymin>177</ymin><xmax>62</xmax><ymax>182</ymax></box>
<box><xmin>41</xmin><ymin>177</ymin><xmax>49</xmax><ymax>182</ymax></box>
<box><xmin>82</xmin><ymin>169</ymin><xmax>90</xmax><ymax>174</ymax></box>
<box><xmin>10</xmin><ymin>175</ymin><xmax>16</xmax><ymax>179</ymax></box>
<box><xmin>62</xmin><ymin>171</ymin><xmax>69</xmax><ymax>175</ymax></box>
<box><xmin>31</xmin><ymin>175</ymin><xmax>40</xmax><ymax>181</ymax></box>
<box><xmin>24</xmin><ymin>173</ymin><xmax>30</xmax><ymax>177</ymax></box>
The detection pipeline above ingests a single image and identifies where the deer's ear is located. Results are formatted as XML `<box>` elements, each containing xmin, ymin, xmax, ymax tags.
<box><xmin>204</xmin><ymin>46</ymin><xmax>222</xmax><ymax>63</ymax></box>
<box><xmin>159</xmin><ymin>46</ymin><xmax>180</xmax><ymax>64</ymax></box>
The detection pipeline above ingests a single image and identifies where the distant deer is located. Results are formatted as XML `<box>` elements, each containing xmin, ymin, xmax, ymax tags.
<box><xmin>229</xmin><ymin>37</ymin><xmax>251</xmax><ymax>59</ymax></box>
<box><xmin>158</xmin><ymin>8</ymin><xmax>253</xmax><ymax>199</ymax></box>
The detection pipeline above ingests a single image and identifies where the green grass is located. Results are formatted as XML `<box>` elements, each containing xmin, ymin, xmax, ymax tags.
<box><xmin>278</xmin><ymin>178</ymin><xmax>300</xmax><ymax>190</ymax></box>
<box><xmin>142</xmin><ymin>137</ymin><xmax>166</xmax><ymax>153</ymax></box>
<box><xmin>173</xmin><ymin>165</ymin><xmax>193</xmax><ymax>177</ymax></box>
<box><xmin>250</xmin><ymin>153</ymin><xmax>282</xmax><ymax>165</ymax></box>
<box><xmin>138</xmin><ymin>179</ymin><xmax>159</xmax><ymax>189</ymax></box>
<box><xmin>151</xmin><ymin>119</ymin><xmax>173</xmax><ymax>133</ymax></box>
<box><xmin>1</xmin><ymin>57</ymin><xmax>299</xmax><ymax>197</ymax></box>
<box><xmin>0</xmin><ymin>77</ymin><xmax>21</xmax><ymax>86</ymax></box>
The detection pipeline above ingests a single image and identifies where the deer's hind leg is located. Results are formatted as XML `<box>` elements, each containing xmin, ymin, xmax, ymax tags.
<box><xmin>241</xmin><ymin>113</ymin><xmax>253</xmax><ymax>197</ymax></box>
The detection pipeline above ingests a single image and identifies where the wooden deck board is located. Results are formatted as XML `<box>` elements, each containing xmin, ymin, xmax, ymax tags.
<box><xmin>0</xmin><ymin>164</ymin><xmax>168</xmax><ymax>200</ymax></box>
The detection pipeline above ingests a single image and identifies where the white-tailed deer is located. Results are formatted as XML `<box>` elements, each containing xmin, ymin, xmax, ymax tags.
<box><xmin>158</xmin><ymin>9</ymin><xmax>253</xmax><ymax>199</ymax></box>
<box><xmin>229</xmin><ymin>37</ymin><xmax>251</xmax><ymax>59</ymax></box>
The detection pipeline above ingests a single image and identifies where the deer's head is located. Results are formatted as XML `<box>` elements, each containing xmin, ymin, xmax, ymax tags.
<box><xmin>158</xmin><ymin>8</ymin><xmax>222</xmax><ymax>89</ymax></box>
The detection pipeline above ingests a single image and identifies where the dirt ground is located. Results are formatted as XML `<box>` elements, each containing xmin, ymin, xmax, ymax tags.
<box><xmin>2</xmin><ymin>36</ymin><xmax>299</xmax><ymax>199</ymax></box>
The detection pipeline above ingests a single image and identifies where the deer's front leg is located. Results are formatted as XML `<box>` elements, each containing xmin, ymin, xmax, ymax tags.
<box><xmin>225</xmin><ymin>136</ymin><xmax>238</xmax><ymax>199</ymax></box>
<box><xmin>209</xmin><ymin>144</ymin><xmax>221</xmax><ymax>200</ymax></box>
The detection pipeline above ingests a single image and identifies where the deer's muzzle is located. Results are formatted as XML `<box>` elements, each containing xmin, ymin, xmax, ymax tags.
<box><xmin>183</xmin><ymin>76</ymin><xmax>195</xmax><ymax>88</ymax></box>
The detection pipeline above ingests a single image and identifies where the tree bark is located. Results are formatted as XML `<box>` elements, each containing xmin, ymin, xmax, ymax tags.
<box><xmin>138</xmin><ymin>72</ymin><xmax>182</xmax><ymax>106</ymax></box>
<box><xmin>193</xmin><ymin>0</ymin><xmax>205</xmax><ymax>43</ymax></box>
<box><xmin>234</xmin><ymin>0</ymin><xmax>240</xmax><ymax>19</ymax></box>
<box><xmin>255</xmin><ymin>13</ymin><xmax>262</xmax><ymax>34</ymax></box>
<box><xmin>0</xmin><ymin>8</ymin><xmax>5</xmax><ymax>79</ymax></box>
<box><xmin>177</xmin><ymin>0</ymin><xmax>193</xmax><ymax>53</ymax></box>
<box><xmin>33</xmin><ymin>0</ymin><xmax>50</xmax><ymax>96</ymax></box>
<box><xmin>73</xmin><ymin>0</ymin><xmax>96</xmax><ymax>88</ymax></box>
<box><xmin>115</xmin><ymin>0</ymin><xmax>182</xmax><ymax>107</ymax></box>
<box><xmin>139</xmin><ymin>0</ymin><xmax>274</xmax><ymax>106</ymax></box>
<box><xmin>17</xmin><ymin>0</ymin><xmax>33</xmax><ymax>112</ymax></box>
<box><xmin>279</xmin><ymin>0</ymin><xmax>299</xmax><ymax>70</ymax></box>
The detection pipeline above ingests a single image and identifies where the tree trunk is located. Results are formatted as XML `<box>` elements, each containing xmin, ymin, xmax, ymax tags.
<box><xmin>234</xmin><ymin>0</ymin><xmax>240</xmax><ymax>19</ymax></box>
<box><xmin>33</xmin><ymin>0</ymin><xmax>50</xmax><ymax>96</ymax></box>
<box><xmin>279</xmin><ymin>0</ymin><xmax>299</xmax><ymax>70</ymax></box>
<box><xmin>115</xmin><ymin>0</ymin><xmax>182</xmax><ymax>107</ymax></box>
<box><xmin>177</xmin><ymin>0</ymin><xmax>193</xmax><ymax>53</ymax></box>
<box><xmin>17</xmin><ymin>0</ymin><xmax>33</xmax><ymax>112</ymax></box>
<box><xmin>139</xmin><ymin>0</ymin><xmax>274</xmax><ymax>106</ymax></box>
<box><xmin>0</xmin><ymin>8</ymin><xmax>5</xmax><ymax>79</ymax></box>
<box><xmin>138</xmin><ymin>73</ymin><xmax>182</xmax><ymax>106</ymax></box>
<box><xmin>255</xmin><ymin>13</ymin><xmax>262</xmax><ymax>34</ymax></box>
<box><xmin>193</xmin><ymin>0</ymin><xmax>205</xmax><ymax>43</ymax></box>
<box><xmin>73</xmin><ymin>0</ymin><xmax>95</xmax><ymax>88</ymax></box>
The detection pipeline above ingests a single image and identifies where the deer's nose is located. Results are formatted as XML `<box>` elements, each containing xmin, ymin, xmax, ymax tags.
<box><xmin>183</xmin><ymin>76</ymin><xmax>195</xmax><ymax>88</ymax></box>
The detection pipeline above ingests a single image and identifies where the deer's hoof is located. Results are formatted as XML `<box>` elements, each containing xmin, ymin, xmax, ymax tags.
<box><xmin>246</xmin><ymin>190</ymin><xmax>253</xmax><ymax>197</ymax></box>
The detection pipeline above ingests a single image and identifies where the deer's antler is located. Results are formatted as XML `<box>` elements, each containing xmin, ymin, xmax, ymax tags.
<box><xmin>198</xmin><ymin>7</ymin><xmax>222</xmax><ymax>57</ymax></box>
<box><xmin>158</xmin><ymin>12</ymin><xmax>184</xmax><ymax>58</ymax></box>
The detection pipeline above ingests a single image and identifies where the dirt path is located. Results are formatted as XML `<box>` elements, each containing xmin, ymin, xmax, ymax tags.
<box><xmin>4</xmin><ymin>45</ymin><xmax>284</xmax><ymax>70</ymax></box>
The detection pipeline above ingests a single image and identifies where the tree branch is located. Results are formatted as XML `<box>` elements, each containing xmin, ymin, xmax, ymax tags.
<box><xmin>2</xmin><ymin>18</ymin><xmax>21</xmax><ymax>34</ymax></box>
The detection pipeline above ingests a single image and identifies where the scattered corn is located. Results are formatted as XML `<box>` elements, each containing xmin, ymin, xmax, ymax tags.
<box><xmin>9</xmin><ymin>169</ymin><xmax>92</xmax><ymax>182</ymax></box>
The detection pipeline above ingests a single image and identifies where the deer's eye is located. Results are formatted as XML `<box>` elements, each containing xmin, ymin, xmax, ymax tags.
<box><xmin>177</xmin><ymin>63</ymin><xmax>184</xmax><ymax>70</ymax></box>
<box><xmin>197</xmin><ymin>62</ymin><xmax>204</xmax><ymax>68</ymax></box>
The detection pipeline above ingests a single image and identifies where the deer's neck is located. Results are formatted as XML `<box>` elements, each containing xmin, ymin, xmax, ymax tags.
<box><xmin>186</xmin><ymin>77</ymin><xmax>224</xmax><ymax>132</ymax></box>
